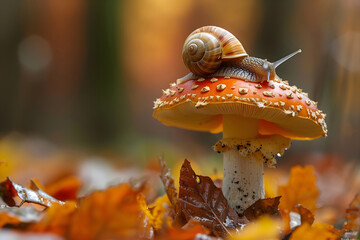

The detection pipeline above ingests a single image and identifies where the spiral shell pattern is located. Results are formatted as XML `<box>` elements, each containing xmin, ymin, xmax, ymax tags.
<box><xmin>182</xmin><ymin>26</ymin><xmax>248</xmax><ymax>76</ymax></box>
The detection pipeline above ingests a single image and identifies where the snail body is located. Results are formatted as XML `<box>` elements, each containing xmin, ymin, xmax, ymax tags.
<box><xmin>182</xmin><ymin>26</ymin><xmax>301</xmax><ymax>83</ymax></box>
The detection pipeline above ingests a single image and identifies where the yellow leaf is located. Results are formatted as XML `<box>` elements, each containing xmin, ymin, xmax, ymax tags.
<box><xmin>137</xmin><ymin>193</ymin><xmax>154</xmax><ymax>223</ymax></box>
<box><xmin>290</xmin><ymin>223</ymin><xmax>341</xmax><ymax>240</ymax></box>
<box><xmin>278</xmin><ymin>166</ymin><xmax>318</xmax><ymax>213</ymax></box>
<box><xmin>149</xmin><ymin>194</ymin><xmax>173</xmax><ymax>230</ymax></box>
<box><xmin>137</xmin><ymin>193</ymin><xmax>155</xmax><ymax>238</ymax></box>
<box><xmin>230</xmin><ymin>216</ymin><xmax>282</xmax><ymax>240</ymax></box>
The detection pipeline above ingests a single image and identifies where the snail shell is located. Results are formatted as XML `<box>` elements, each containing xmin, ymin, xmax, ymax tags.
<box><xmin>182</xmin><ymin>26</ymin><xmax>248</xmax><ymax>76</ymax></box>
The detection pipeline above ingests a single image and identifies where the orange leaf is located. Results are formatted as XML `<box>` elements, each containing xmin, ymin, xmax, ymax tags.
<box><xmin>45</xmin><ymin>176</ymin><xmax>81</xmax><ymax>201</ymax></box>
<box><xmin>293</xmin><ymin>205</ymin><xmax>314</xmax><ymax>225</ymax></box>
<box><xmin>137</xmin><ymin>193</ymin><xmax>155</xmax><ymax>238</ymax></box>
<box><xmin>290</xmin><ymin>223</ymin><xmax>341</xmax><ymax>240</ymax></box>
<box><xmin>343</xmin><ymin>194</ymin><xmax>360</xmax><ymax>234</ymax></box>
<box><xmin>0</xmin><ymin>212</ymin><xmax>22</xmax><ymax>228</ymax></box>
<box><xmin>162</xmin><ymin>218</ymin><xmax>209</xmax><ymax>240</ymax></box>
<box><xmin>278</xmin><ymin>166</ymin><xmax>318</xmax><ymax>213</ymax></box>
<box><xmin>66</xmin><ymin>183</ymin><xmax>141</xmax><ymax>240</ymax></box>
<box><xmin>29</xmin><ymin>201</ymin><xmax>77</xmax><ymax>236</ymax></box>
<box><xmin>280</xmin><ymin>205</ymin><xmax>315</xmax><ymax>235</ymax></box>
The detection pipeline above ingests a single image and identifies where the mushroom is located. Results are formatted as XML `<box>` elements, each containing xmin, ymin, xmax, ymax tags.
<box><xmin>153</xmin><ymin>76</ymin><xmax>327</xmax><ymax>214</ymax></box>
<box><xmin>153</xmin><ymin>26</ymin><xmax>327</xmax><ymax>215</ymax></box>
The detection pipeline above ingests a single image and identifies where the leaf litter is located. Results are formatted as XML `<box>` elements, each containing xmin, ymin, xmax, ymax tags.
<box><xmin>0</xmin><ymin>157</ymin><xmax>357</xmax><ymax>239</ymax></box>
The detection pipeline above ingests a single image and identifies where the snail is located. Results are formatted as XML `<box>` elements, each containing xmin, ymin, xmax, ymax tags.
<box><xmin>181</xmin><ymin>26</ymin><xmax>301</xmax><ymax>83</ymax></box>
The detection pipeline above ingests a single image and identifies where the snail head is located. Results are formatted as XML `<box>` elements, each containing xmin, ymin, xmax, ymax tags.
<box><xmin>261</xmin><ymin>59</ymin><xmax>275</xmax><ymax>82</ymax></box>
<box><xmin>258</xmin><ymin>49</ymin><xmax>302</xmax><ymax>82</ymax></box>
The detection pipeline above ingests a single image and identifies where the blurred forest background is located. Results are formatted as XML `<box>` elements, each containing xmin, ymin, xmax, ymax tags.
<box><xmin>0</xmin><ymin>0</ymin><xmax>359</xmax><ymax>183</ymax></box>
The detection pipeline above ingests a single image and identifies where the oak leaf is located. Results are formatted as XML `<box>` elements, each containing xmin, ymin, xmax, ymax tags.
<box><xmin>243</xmin><ymin>197</ymin><xmax>281</xmax><ymax>221</ymax></box>
<box><xmin>177</xmin><ymin>159</ymin><xmax>247</xmax><ymax>237</ymax></box>
<box><xmin>278</xmin><ymin>166</ymin><xmax>318</xmax><ymax>213</ymax></box>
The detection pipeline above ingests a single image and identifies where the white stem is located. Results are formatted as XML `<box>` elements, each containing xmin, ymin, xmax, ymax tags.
<box><xmin>222</xmin><ymin>115</ymin><xmax>264</xmax><ymax>215</ymax></box>
<box><xmin>223</xmin><ymin>150</ymin><xmax>264</xmax><ymax>214</ymax></box>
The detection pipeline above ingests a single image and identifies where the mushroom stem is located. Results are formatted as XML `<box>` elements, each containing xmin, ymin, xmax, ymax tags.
<box><xmin>223</xmin><ymin>151</ymin><xmax>264</xmax><ymax>214</ymax></box>
<box><xmin>222</xmin><ymin>115</ymin><xmax>264</xmax><ymax>215</ymax></box>
<box><xmin>223</xmin><ymin>115</ymin><xmax>258</xmax><ymax>139</ymax></box>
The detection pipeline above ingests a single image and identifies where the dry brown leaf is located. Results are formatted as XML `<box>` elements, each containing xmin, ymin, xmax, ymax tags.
<box><xmin>160</xmin><ymin>158</ymin><xmax>178</xmax><ymax>208</ymax></box>
<box><xmin>278</xmin><ymin>166</ymin><xmax>319</xmax><ymax>213</ymax></box>
<box><xmin>66</xmin><ymin>183</ymin><xmax>141</xmax><ymax>240</ymax></box>
<box><xmin>243</xmin><ymin>196</ymin><xmax>281</xmax><ymax>221</ymax></box>
<box><xmin>0</xmin><ymin>178</ymin><xmax>64</xmax><ymax>208</ymax></box>
<box><xmin>290</xmin><ymin>223</ymin><xmax>341</xmax><ymax>240</ymax></box>
<box><xmin>177</xmin><ymin>159</ymin><xmax>247</xmax><ymax>237</ymax></box>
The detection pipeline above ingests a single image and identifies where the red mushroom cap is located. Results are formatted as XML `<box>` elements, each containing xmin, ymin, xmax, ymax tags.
<box><xmin>153</xmin><ymin>77</ymin><xmax>327</xmax><ymax>140</ymax></box>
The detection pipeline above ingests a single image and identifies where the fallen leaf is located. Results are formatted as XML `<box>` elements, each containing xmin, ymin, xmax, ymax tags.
<box><xmin>160</xmin><ymin>158</ymin><xmax>178</xmax><ymax>208</ymax></box>
<box><xmin>293</xmin><ymin>205</ymin><xmax>314</xmax><ymax>225</ymax></box>
<box><xmin>280</xmin><ymin>209</ymin><xmax>292</xmax><ymax>234</ymax></box>
<box><xmin>0</xmin><ymin>206</ymin><xmax>42</xmax><ymax>228</ymax></box>
<box><xmin>137</xmin><ymin>193</ymin><xmax>155</xmax><ymax>239</ymax></box>
<box><xmin>290</xmin><ymin>223</ymin><xmax>341</xmax><ymax>240</ymax></box>
<box><xmin>342</xmin><ymin>194</ymin><xmax>360</xmax><ymax>236</ymax></box>
<box><xmin>160</xmin><ymin>218</ymin><xmax>209</xmax><ymax>240</ymax></box>
<box><xmin>243</xmin><ymin>197</ymin><xmax>281</xmax><ymax>221</ymax></box>
<box><xmin>177</xmin><ymin>159</ymin><xmax>247</xmax><ymax>237</ymax></box>
<box><xmin>0</xmin><ymin>212</ymin><xmax>22</xmax><ymax>228</ymax></box>
<box><xmin>66</xmin><ymin>183</ymin><xmax>142</xmax><ymax>240</ymax></box>
<box><xmin>0</xmin><ymin>178</ymin><xmax>64</xmax><ymax>208</ymax></box>
<box><xmin>230</xmin><ymin>215</ymin><xmax>282</xmax><ymax>240</ymax></box>
<box><xmin>28</xmin><ymin>201</ymin><xmax>77</xmax><ymax>236</ymax></box>
<box><xmin>149</xmin><ymin>194</ymin><xmax>173</xmax><ymax>230</ymax></box>
<box><xmin>280</xmin><ymin>205</ymin><xmax>315</xmax><ymax>234</ymax></box>
<box><xmin>278</xmin><ymin>166</ymin><xmax>319</xmax><ymax>213</ymax></box>
<box><xmin>45</xmin><ymin>176</ymin><xmax>81</xmax><ymax>201</ymax></box>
